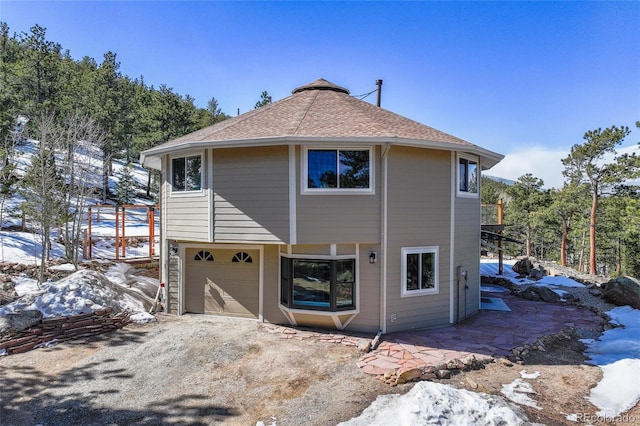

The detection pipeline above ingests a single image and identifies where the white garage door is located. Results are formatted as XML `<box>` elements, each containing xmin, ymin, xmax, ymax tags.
<box><xmin>185</xmin><ymin>248</ymin><xmax>259</xmax><ymax>318</ymax></box>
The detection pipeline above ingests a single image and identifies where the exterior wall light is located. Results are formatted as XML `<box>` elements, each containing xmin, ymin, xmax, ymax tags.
<box><xmin>369</xmin><ymin>251</ymin><xmax>377</xmax><ymax>264</ymax></box>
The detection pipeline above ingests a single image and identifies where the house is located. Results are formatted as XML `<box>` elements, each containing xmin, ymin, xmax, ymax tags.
<box><xmin>140</xmin><ymin>78</ymin><xmax>504</xmax><ymax>334</ymax></box>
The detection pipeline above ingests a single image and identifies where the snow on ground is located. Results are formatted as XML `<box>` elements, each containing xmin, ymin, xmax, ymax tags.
<box><xmin>481</xmin><ymin>258</ymin><xmax>640</xmax><ymax>420</ymax></box>
<box><xmin>0</xmin><ymin>262</ymin><xmax>158</xmax><ymax>323</ymax></box>
<box><xmin>339</xmin><ymin>260</ymin><xmax>640</xmax><ymax>425</ymax></box>
<box><xmin>582</xmin><ymin>306</ymin><xmax>640</xmax><ymax>418</ymax></box>
<box><xmin>338</xmin><ymin>381</ymin><xmax>532</xmax><ymax>426</ymax></box>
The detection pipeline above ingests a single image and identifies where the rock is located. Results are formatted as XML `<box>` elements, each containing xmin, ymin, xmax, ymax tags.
<box><xmin>521</xmin><ymin>286</ymin><xmax>561</xmax><ymax>303</ymax></box>
<box><xmin>0</xmin><ymin>310</ymin><xmax>43</xmax><ymax>334</ymax></box>
<box><xmin>356</xmin><ymin>339</ymin><xmax>371</xmax><ymax>353</ymax></box>
<box><xmin>0</xmin><ymin>289</ymin><xmax>19</xmax><ymax>306</ymax></box>
<box><xmin>436</xmin><ymin>369</ymin><xmax>451</xmax><ymax>379</ymax></box>
<box><xmin>512</xmin><ymin>258</ymin><xmax>534</xmax><ymax>276</ymax></box>
<box><xmin>395</xmin><ymin>368</ymin><xmax>423</xmax><ymax>385</ymax></box>
<box><xmin>498</xmin><ymin>358</ymin><xmax>514</xmax><ymax>367</ymax></box>
<box><xmin>528</xmin><ymin>267</ymin><xmax>545</xmax><ymax>280</ymax></box>
<box><xmin>601</xmin><ymin>277</ymin><xmax>640</xmax><ymax>309</ymax></box>
<box><xmin>589</xmin><ymin>288</ymin><xmax>603</xmax><ymax>297</ymax></box>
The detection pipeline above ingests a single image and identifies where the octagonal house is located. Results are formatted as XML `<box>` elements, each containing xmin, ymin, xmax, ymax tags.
<box><xmin>140</xmin><ymin>78</ymin><xmax>504</xmax><ymax>334</ymax></box>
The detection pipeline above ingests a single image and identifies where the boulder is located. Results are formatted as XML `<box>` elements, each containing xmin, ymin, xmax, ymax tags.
<box><xmin>602</xmin><ymin>276</ymin><xmax>640</xmax><ymax>309</ymax></box>
<box><xmin>0</xmin><ymin>310</ymin><xmax>43</xmax><ymax>334</ymax></box>
<box><xmin>512</xmin><ymin>258</ymin><xmax>534</xmax><ymax>276</ymax></box>
<box><xmin>520</xmin><ymin>286</ymin><xmax>561</xmax><ymax>303</ymax></box>
<box><xmin>528</xmin><ymin>267</ymin><xmax>546</xmax><ymax>281</ymax></box>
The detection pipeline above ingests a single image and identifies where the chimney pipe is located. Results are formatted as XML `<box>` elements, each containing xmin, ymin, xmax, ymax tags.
<box><xmin>375</xmin><ymin>79</ymin><xmax>383</xmax><ymax>107</ymax></box>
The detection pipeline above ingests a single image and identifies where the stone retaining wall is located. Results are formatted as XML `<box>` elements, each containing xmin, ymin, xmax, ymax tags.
<box><xmin>0</xmin><ymin>308</ymin><xmax>130</xmax><ymax>355</ymax></box>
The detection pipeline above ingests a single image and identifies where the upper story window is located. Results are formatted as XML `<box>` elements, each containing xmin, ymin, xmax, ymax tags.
<box><xmin>458</xmin><ymin>154</ymin><xmax>478</xmax><ymax>196</ymax></box>
<box><xmin>401</xmin><ymin>246</ymin><xmax>439</xmax><ymax>297</ymax></box>
<box><xmin>303</xmin><ymin>147</ymin><xmax>373</xmax><ymax>193</ymax></box>
<box><xmin>171</xmin><ymin>154</ymin><xmax>202</xmax><ymax>192</ymax></box>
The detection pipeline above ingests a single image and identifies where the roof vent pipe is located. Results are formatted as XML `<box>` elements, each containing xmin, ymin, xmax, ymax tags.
<box><xmin>376</xmin><ymin>79</ymin><xmax>383</xmax><ymax>107</ymax></box>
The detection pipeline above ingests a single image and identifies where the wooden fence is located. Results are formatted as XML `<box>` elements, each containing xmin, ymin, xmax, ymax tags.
<box><xmin>83</xmin><ymin>204</ymin><xmax>159</xmax><ymax>261</ymax></box>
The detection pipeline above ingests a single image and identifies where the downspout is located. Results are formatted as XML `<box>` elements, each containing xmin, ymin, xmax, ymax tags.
<box><xmin>380</xmin><ymin>143</ymin><xmax>390</xmax><ymax>334</ymax></box>
<box><xmin>450</xmin><ymin>151</ymin><xmax>456</xmax><ymax>324</ymax></box>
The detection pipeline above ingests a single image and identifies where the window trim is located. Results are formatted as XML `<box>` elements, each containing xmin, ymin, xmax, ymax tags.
<box><xmin>169</xmin><ymin>151</ymin><xmax>205</xmax><ymax>196</ymax></box>
<box><xmin>280</xmin><ymin>254</ymin><xmax>357</xmax><ymax>312</ymax></box>
<box><xmin>301</xmin><ymin>146</ymin><xmax>374</xmax><ymax>194</ymax></box>
<box><xmin>457</xmin><ymin>153</ymin><xmax>479</xmax><ymax>198</ymax></box>
<box><xmin>401</xmin><ymin>246</ymin><xmax>439</xmax><ymax>297</ymax></box>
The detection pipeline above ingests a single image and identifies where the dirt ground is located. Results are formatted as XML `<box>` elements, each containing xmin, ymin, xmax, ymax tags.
<box><xmin>1</xmin><ymin>312</ymin><xmax>638</xmax><ymax>426</ymax></box>
<box><xmin>0</xmin><ymin>314</ymin><xmax>410</xmax><ymax>426</ymax></box>
<box><xmin>1</xmin><ymin>261</ymin><xmax>638</xmax><ymax>425</ymax></box>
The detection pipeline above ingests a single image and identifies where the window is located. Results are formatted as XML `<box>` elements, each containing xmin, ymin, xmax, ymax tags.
<box><xmin>304</xmin><ymin>148</ymin><xmax>372</xmax><ymax>192</ymax></box>
<box><xmin>194</xmin><ymin>250</ymin><xmax>214</xmax><ymax>261</ymax></box>
<box><xmin>458</xmin><ymin>155</ymin><xmax>478</xmax><ymax>195</ymax></box>
<box><xmin>280</xmin><ymin>257</ymin><xmax>355</xmax><ymax>311</ymax></box>
<box><xmin>232</xmin><ymin>252</ymin><xmax>253</xmax><ymax>263</ymax></box>
<box><xmin>172</xmin><ymin>155</ymin><xmax>202</xmax><ymax>192</ymax></box>
<box><xmin>401</xmin><ymin>247</ymin><xmax>439</xmax><ymax>296</ymax></box>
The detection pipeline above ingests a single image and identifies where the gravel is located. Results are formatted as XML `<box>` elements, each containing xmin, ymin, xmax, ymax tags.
<box><xmin>0</xmin><ymin>313</ymin><xmax>402</xmax><ymax>426</ymax></box>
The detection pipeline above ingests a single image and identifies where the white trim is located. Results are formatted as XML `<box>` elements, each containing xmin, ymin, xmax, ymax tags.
<box><xmin>278</xmin><ymin>248</ymin><xmax>359</xmax><ymax>314</ymax></box>
<box><xmin>168</xmin><ymin>150</ymin><xmax>206</xmax><ymax>197</ymax></box>
<box><xmin>400</xmin><ymin>246</ymin><xmax>440</xmax><ymax>297</ymax></box>
<box><xmin>380</xmin><ymin>144</ymin><xmax>389</xmax><ymax>334</ymax></box>
<box><xmin>288</xmin><ymin>145</ymin><xmax>297</xmax><ymax>244</ymax></box>
<box><xmin>301</xmin><ymin>146</ymin><xmax>375</xmax><ymax>194</ymax></box>
<box><xmin>450</xmin><ymin>151</ymin><xmax>456</xmax><ymax>324</ymax></box>
<box><xmin>456</xmin><ymin>152</ymin><xmax>479</xmax><ymax>199</ymax></box>
<box><xmin>178</xmin><ymin>243</ymin><xmax>264</xmax><ymax>318</ymax></box>
<box><xmin>141</xmin><ymin>136</ymin><xmax>504</xmax><ymax>171</ymax></box>
<box><xmin>208</xmin><ymin>149</ymin><xmax>214</xmax><ymax>242</ymax></box>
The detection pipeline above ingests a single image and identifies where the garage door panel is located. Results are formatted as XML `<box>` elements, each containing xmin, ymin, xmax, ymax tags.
<box><xmin>185</xmin><ymin>248</ymin><xmax>259</xmax><ymax>318</ymax></box>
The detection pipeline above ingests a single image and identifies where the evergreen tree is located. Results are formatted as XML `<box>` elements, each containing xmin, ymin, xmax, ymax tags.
<box><xmin>254</xmin><ymin>90</ymin><xmax>272</xmax><ymax>109</ymax></box>
<box><xmin>505</xmin><ymin>173</ymin><xmax>550</xmax><ymax>258</ymax></box>
<box><xmin>21</xmin><ymin>113</ymin><xmax>66</xmax><ymax>283</ymax></box>
<box><xmin>562</xmin><ymin>125</ymin><xmax>639</xmax><ymax>274</ymax></box>
<box><xmin>115</xmin><ymin>162</ymin><xmax>137</xmax><ymax>205</ymax></box>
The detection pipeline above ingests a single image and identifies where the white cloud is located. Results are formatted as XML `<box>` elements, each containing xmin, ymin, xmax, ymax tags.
<box><xmin>486</xmin><ymin>144</ymin><xmax>640</xmax><ymax>190</ymax></box>
<box><xmin>487</xmin><ymin>146</ymin><xmax>567</xmax><ymax>189</ymax></box>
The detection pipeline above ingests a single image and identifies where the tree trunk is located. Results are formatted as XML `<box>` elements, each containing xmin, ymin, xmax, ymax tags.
<box><xmin>578</xmin><ymin>229</ymin><xmax>586</xmax><ymax>273</ymax></box>
<box><xmin>560</xmin><ymin>220</ymin><xmax>568</xmax><ymax>267</ymax></box>
<box><xmin>589</xmin><ymin>189</ymin><xmax>598</xmax><ymax>275</ymax></box>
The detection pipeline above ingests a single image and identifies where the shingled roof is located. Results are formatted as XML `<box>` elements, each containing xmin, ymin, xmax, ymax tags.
<box><xmin>141</xmin><ymin>78</ymin><xmax>503</xmax><ymax>169</ymax></box>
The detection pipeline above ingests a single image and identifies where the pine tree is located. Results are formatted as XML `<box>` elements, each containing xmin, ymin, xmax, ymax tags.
<box><xmin>115</xmin><ymin>162</ymin><xmax>137</xmax><ymax>205</ymax></box>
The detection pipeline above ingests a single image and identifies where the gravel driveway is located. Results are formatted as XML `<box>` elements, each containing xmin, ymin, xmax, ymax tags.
<box><xmin>0</xmin><ymin>314</ymin><xmax>402</xmax><ymax>426</ymax></box>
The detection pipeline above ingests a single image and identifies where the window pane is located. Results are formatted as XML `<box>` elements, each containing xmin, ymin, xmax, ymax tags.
<box><xmin>421</xmin><ymin>252</ymin><xmax>435</xmax><ymax>289</ymax></box>
<box><xmin>406</xmin><ymin>253</ymin><xmax>419</xmax><ymax>291</ymax></box>
<box><xmin>459</xmin><ymin>159</ymin><xmax>468</xmax><ymax>192</ymax></box>
<box><xmin>292</xmin><ymin>260</ymin><xmax>331</xmax><ymax>307</ymax></box>
<box><xmin>308</xmin><ymin>150</ymin><xmax>337</xmax><ymax>188</ymax></box>
<box><xmin>280</xmin><ymin>257</ymin><xmax>289</xmax><ymax>305</ymax></box>
<box><xmin>468</xmin><ymin>161</ymin><xmax>477</xmax><ymax>193</ymax></box>
<box><xmin>339</xmin><ymin>150</ymin><xmax>370</xmax><ymax>188</ymax></box>
<box><xmin>336</xmin><ymin>259</ymin><xmax>355</xmax><ymax>307</ymax></box>
<box><xmin>186</xmin><ymin>156</ymin><xmax>202</xmax><ymax>191</ymax></box>
<box><xmin>172</xmin><ymin>158</ymin><xmax>186</xmax><ymax>191</ymax></box>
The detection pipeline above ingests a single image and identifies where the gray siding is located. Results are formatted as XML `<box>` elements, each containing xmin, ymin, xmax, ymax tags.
<box><xmin>262</xmin><ymin>244</ymin><xmax>289</xmax><ymax>324</ymax></box>
<box><xmin>384</xmin><ymin>146</ymin><xmax>453</xmax><ymax>333</ymax></box>
<box><xmin>213</xmin><ymin>147</ymin><xmax>289</xmax><ymax>243</ymax></box>
<box><xmin>345</xmin><ymin>244</ymin><xmax>382</xmax><ymax>333</ymax></box>
<box><xmin>454</xmin><ymin>191</ymin><xmax>482</xmax><ymax>319</ymax></box>
<box><xmin>164</xmin><ymin>153</ymin><xmax>210</xmax><ymax>241</ymax></box>
<box><xmin>296</xmin><ymin>146</ymin><xmax>381</xmax><ymax>244</ymax></box>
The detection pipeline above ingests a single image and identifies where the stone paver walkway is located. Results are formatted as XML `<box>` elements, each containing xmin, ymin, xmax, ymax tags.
<box><xmin>357</xmin><ymin>292</ymin><xmax>605</xmax><ymax>377</ymax></box>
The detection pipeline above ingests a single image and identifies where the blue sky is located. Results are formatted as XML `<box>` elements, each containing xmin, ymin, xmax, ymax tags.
<box><xmin>1</xmin><ymin>1</ymin><xmax>639</xmax><ymax>188</ymax></box>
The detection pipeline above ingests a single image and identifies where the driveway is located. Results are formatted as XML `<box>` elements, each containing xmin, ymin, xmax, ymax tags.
<box><xmin>0</xmin><ymin>314</ymin><xmax>400</xmax><ymax>426</ymax></box>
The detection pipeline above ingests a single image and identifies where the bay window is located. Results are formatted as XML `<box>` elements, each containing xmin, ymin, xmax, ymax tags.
<box><xmin>280</xmin><ymin>257</ymin><xmax>355</xmax><ymax>311</ymax></box>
